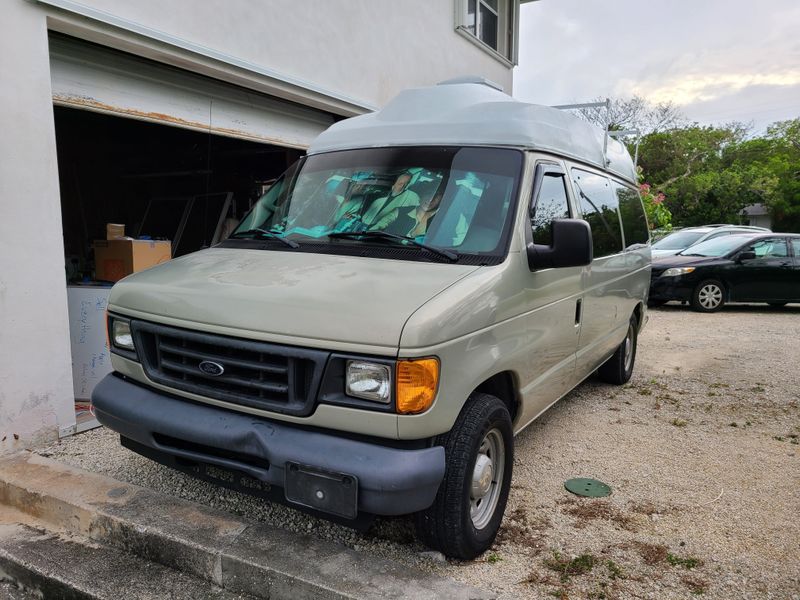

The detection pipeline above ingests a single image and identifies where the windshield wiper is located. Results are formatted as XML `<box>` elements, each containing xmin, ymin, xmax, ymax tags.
<box><xmin>230</xmin><ymin>228</ymin><xmax>299</xmax><ymax>248</ymax></box>
<box><xmin>328</xmin><ymin>231</ymin><xmax>459</xmax><ymax>262</ymax></box>
<box><xmin>678</xmin><ymin>252</ymin><xmax>704</xmax><ymax>257</ymax></box>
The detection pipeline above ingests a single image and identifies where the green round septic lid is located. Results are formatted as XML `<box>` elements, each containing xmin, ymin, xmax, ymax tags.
<box><xmin>564</xmin><ymin>478</ymin><xmax>612</xmax><ymax>498</ymax></box>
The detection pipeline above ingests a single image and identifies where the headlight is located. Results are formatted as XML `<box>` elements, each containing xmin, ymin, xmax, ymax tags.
<box><xmin>346</xmin><ymin>361</ymin><xmax>391</xmax><ymax>403</ymax></box>
<box><xmin>111</xmin><ymin>319</ymin><xmax>135</xmax><ymax>350</ymax></box>
<box><xmin>662</xmin><ymin>267</ymin><xmax>696</xmax><ymax>277</ymax></box>
<box><xmin>396</xmin><ymin>358</ymin><xmax>439</xmax><ymax>414</ymax></box>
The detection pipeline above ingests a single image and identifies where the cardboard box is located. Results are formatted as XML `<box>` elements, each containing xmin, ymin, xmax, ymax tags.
<box><xmin>106</xmin><ymin>223</ymin><xmax>125</xmax><ymax>239</ymax></box>
<box><xmin>94</xmin><ymin>239</ymin><xmax>172</xmax><ymax>282</ymax></box>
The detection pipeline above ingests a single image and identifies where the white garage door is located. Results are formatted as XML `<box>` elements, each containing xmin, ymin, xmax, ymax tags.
<box><xmin>49</xmin><ymin>35</ymin><xmax>335</xmax><ymax>149</ymax></box>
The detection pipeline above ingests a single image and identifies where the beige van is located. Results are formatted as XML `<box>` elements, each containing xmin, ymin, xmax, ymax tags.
<box><xmin>94</xmin><ymin>79</ymin><xmax>650</xmax><ymax>559</ymax></box>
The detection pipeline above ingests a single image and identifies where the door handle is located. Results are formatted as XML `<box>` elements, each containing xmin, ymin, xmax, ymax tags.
<box><xmin>575</xmin><ymin>298</ymin><xmax>582</xmax><ymax>326</ymax></box>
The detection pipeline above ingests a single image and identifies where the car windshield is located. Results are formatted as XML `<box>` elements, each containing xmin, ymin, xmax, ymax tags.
<box><xmin>652</xmin><ymin>230</ymin><xmax>706</xmax><ymax>250</ymax></box>
<box><xmin>232</xmin><ymin>146</ymin><xmax>523</xmax><ymax>261</ymax></box>
<box><xmin>678</xmin><ymin>235</ymin><xmax>757</xmax><ymax>257</ymax></box>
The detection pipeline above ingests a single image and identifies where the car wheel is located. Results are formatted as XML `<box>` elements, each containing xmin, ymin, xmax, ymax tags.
<box><xmin>414</xmin><ymin>393</ymin><xmax>513</xmax><ymax>560</ymax></box>
<box><xmin>598</xmin><ymin>313</ymin><xmax>638</xmax><ymax>385</ymax></box>
<box><xmin>692</xmin><ymin>280</ymin><xmax>725</xmax><ymax>312</ymax></box>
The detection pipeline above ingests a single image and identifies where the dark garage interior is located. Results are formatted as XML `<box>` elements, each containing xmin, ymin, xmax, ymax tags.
<box><xmin>54</xmin><ymin>105</ymin><xmax>303</xmax><ymax>281</ymax></box>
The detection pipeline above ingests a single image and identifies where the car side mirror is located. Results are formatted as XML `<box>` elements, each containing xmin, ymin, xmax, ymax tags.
<box><xmin>527</xmin><ymin>219</ymin><xmax>593</xmax><ymax>270</ymax></box>
<box><xmin>737</xmin><ymin>251</ymin><xmax>756</xmax><ymax>262</ymax></box>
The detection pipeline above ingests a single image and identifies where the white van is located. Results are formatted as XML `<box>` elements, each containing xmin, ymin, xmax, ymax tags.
<box><xmin>93</xmin><ymin>79</ymin><xmax>651</xmax><ymax>559</ymax></box>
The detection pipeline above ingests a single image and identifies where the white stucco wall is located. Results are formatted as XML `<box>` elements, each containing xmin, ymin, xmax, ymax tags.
<box><xmin>0</xmin><ymin>0</ymin><xmax>77</xmax><ymax>452</ymax></box>
<box><xmin>51</xmin><ymin>0</ymin><xmax>514</xmax><ymax>105</ymax></box>
<box><xmin>0</xmin><ymin>0</ymin><xmax>516</xmax><ymax>452</ymax></box>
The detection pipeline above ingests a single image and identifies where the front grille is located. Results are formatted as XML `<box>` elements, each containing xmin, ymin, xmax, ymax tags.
<box><xmin>131</xmin><ymin>321</ymin><xmax>329</xmax><ymax>416</ymax></box>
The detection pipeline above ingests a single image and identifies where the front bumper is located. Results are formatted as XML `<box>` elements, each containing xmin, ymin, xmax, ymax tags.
<box><xmin>648</xmin><ymin>276</ymin><xmax>695</xmax><ymax>302</ymax></box>
<box><xmin>92</xmin><ymin>374</ymin><xmax>446</xmax><ymax>517</ymax></box>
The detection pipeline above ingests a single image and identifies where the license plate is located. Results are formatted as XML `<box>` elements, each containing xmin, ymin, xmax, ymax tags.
<box><xmin>284</xmin><ymin>462</ymin><xmax>358</xmax><ymax>519</ymax></box>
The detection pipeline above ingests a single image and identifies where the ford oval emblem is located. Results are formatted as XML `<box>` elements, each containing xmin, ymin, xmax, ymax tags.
<box><xmin>198</xmin><ymin>360</ymin><xmax>225</xmax><ymax>377</ymax></box>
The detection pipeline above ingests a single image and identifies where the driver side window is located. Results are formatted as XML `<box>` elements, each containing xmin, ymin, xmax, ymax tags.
<box><xmin>746</xmin><ymin>238</ymin><xmax>788</xmax><ymax>258</ymax></box>
<box><xmin>531</xmin><ymin>173</ymin><xmax>570</xmax><ymax>246</ymax></box>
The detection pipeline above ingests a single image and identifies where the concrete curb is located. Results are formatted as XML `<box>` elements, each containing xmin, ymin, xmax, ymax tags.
<box><xmin>0</xmin><ymin>452</ymin><xmax>494</xmax><ymax>600</ymax></box>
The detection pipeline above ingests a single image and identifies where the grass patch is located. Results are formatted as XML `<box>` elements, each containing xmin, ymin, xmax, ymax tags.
<box><xmin>634</xmin><ymin>542</ymin><xmax>668</xmax><ymax>565</ymax></box>
<box><xmin>486</xmin><ymin>552</ymin><xmax>502</xmax><ymax>564</ymax></box>
<box><xmin>561</xmin><ymin>499</ymin><xmax>635</xmax><ymax>530</ymax></box>
<box><xmin>544</xmin><ymin>551</ymin><xmax>597</xmax><ymax>582</ymax></box>
<box><xmin>682</xmin><ymin>576</ymin><xmax>709</xmax><ymax>595</ymax></box>
<box><xmin>606</xmin><ymin>559</ymin><xmax>624</xmax><ymax>580</ymax></box>
<box><xmin>672</xmin><ymin>418</ymin><xmax>688</xmax><ymax>427</ymax></box>
<box><xmin>728</xmin><ymin>422</ymin><xmax>738</xmax><ymax>427</ymax></box>
<box><xmin>666</xmin><ymin>553</ymin><xmax>703</xmax><ymax>569</ymax></box>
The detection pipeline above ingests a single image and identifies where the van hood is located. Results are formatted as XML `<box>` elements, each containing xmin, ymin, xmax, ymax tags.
<box><xmin>109</xmin><ymin>248</ymin><xmax>480</xmax><ymax>351</ymax></box>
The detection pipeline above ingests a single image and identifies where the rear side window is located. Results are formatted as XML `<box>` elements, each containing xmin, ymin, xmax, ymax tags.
<box><xmin>612</xmin><ymin>181</ymin><xmax>649</xmax><ymax>247</ymax></box>
<box><xmin>531</xmin><ymin>173</ymin><xmax>571</xmax><ymax>246</ymax></box>
<box><xmin>571</xmin><ymin>169</ymin><xmax>623</xmax><ymax>257</ymax></box>
<box><xmin>792</xmin><ymin>239</ymin><xmax>800</xmax><ymax>257</ymax></box>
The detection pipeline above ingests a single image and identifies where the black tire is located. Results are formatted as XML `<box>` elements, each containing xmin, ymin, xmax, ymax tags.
<box><xmin>598</xmin><ymin>313</ymin><xmax>638</xmax><ymax>385</ymax></box>
<box><xmin>692</xmin><ymin>279</ymin><xmax>725</xmax><ymax>312</ymax></box>
<box><xmin>768</xmin><ymin>302</ymin><xmax>787</xmax><ymax>307</ymax></box>
<box><xmin>414</xmin><ymin>393</ymin><xmax>513</xmax><ymax>560</ymax></box>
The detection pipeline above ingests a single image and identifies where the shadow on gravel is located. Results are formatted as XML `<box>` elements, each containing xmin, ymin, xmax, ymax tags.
<box><xmin>652</xmin><ymin>303</ymin><xmax>800</xmax><ymax>315</ymax></box>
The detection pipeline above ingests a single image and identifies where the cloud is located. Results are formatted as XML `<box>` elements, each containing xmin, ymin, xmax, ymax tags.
<box><xmin>631</xmin><ymin>71</ymin><xmax>800</xmax><ymax>106</ymax></box>
<box><xmin>513</xmin><ymin>0</ymin><xmax>800</xmax><ymax>130</ymax></box>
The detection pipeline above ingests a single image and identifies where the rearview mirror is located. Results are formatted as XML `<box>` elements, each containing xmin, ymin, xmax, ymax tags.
<box><xmin>527</xmin><ymin>219</ymin><xmax>593</xmax><ymax>270</ymax></box>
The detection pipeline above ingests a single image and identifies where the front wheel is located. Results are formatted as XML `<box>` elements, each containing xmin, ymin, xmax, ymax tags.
<box><xmin>692</xmin><ymin>280</ymin><xmax>725</xmax><ymax>312</ymax></box>
<box><xmin>414</xmin><ymin>393</ymin><xmax>513</xmax><ymax>560</ymax></box>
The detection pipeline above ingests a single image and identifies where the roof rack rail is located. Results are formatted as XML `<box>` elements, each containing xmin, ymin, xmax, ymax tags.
<box><xmin>552</xmin><ymin>101</ymin><xmax>644</xmax><ymax>170</ymax></box>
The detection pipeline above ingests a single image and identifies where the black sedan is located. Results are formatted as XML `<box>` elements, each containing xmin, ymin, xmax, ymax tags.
<box><xmin>649</xmin><ymin>233</ymin><xmax>800</xmax><ymax>312</ymax></box>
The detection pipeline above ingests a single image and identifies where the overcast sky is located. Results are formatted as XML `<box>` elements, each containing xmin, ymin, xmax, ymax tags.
<box><xmin>514</xmin><ymin>0</ymin><xmax>800</xmax><ymax>132</ymax></box>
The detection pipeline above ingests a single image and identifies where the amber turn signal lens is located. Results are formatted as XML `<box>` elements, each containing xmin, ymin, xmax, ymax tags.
<box><xmin>396</xmin><ymin>358</ymin><xmax>439</xmax><ymax>414</ymax></box>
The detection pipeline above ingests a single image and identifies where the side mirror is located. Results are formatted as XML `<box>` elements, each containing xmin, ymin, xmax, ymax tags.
<box><xmin>737</xmin><ymin>251</ymin><xmax>756</xmax><ymax>262</ymax></box>
<box><xmin>527</xmin><ymin>219</ymin><xmax>593</xmax><ymax>271</ymax></box>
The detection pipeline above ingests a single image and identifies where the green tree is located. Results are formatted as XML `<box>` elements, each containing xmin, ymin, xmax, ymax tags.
<box><xmin>637</xmin><ymin>120</ymin><xmax>800</xmax><ymax>231</ymax></box>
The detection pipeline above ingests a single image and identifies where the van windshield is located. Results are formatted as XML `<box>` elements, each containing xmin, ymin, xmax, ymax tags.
<box><xmin>231</xmin><ymin>146</ymin><xmax>523</xmax><ymax>263</ymax></box>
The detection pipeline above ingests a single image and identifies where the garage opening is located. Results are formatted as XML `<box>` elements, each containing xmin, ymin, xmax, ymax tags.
<box><xmin>56</xmin><ymin>106</ymin><xmax>302</xmax><ymax>432</ymax></box>
<box><xmin>50</xmin><ymin>34</ymin><xmax>336</xmax><ymax>434</ymax></box>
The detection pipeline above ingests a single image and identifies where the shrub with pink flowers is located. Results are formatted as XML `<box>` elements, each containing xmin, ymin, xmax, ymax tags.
<box><xmin>637</xmin><ymin>174</ymin><xmax>672</xmax><ymax>230</ymax></box>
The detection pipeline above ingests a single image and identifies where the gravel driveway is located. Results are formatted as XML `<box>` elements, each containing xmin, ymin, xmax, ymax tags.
<box><xmin>43</xmin><ymin>305</ymin><xmax>800</xmax><ymax>599</ymax></box>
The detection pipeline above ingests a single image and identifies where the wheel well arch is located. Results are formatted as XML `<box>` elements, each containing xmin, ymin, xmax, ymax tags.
<box><xmin>632</xmin><ymin>302</ymin><xmax>644</xmax><ymax>330</ymax></box>
<box><xmin>473</xmin><ymin>371</ymin><xmax>520</xmax><ymax>424</ymax></box>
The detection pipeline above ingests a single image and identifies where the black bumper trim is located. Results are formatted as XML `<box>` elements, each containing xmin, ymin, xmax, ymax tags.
<box><xmin>91</xmin><ymin>374</ymin><xmax>446</xmax><ymax>517</ymax></box>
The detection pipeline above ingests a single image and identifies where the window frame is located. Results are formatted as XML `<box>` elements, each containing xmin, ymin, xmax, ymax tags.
<box><xmin>527</xmin><ymin>162</ymin><xmax>573</xmax><ymax>249</ymax></box>
<box><xmin>454</xmin><ymin>0</ymin><xmax>519</xmax><ymax>66</ymax></box>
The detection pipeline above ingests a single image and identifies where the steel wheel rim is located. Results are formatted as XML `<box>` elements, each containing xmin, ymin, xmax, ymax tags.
<box><xmin>470</xmin><ymin>428</ymin><xmax>505</xmax><ymax>530</ymax></box>
<box><xmin>623</xmin><ymin>326</ymin><xmax>634</xmax><ymax>372</ymax></box>
<box><xmin>699</xmin><ymin>284</ymin><xmax>722</xmax><ymax>309</ymax></box>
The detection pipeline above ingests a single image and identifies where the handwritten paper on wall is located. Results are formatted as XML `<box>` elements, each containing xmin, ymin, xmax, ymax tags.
<box><xmin>67</xmin><ymin>285</ymin><xmax>113</xmax><ymax>400</ymax></box>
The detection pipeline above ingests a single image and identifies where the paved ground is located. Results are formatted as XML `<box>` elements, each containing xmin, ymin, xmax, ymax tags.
<box><xmin>44</xmin><ymin>304</ymin><xmax>800</xmax><ymax>599</ymax></box>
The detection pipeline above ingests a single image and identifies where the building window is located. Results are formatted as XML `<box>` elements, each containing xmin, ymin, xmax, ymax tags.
<box><xmin>456</xmin><ymin>0</ymin><xmax>518</xmax><ymax>65</ymax></box>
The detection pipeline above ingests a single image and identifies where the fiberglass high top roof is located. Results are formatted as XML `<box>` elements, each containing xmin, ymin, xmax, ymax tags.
<box><xmin>307</xmin><ymin>80</ymin><xmax>637</xmax><ymax>184</ymax></box>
